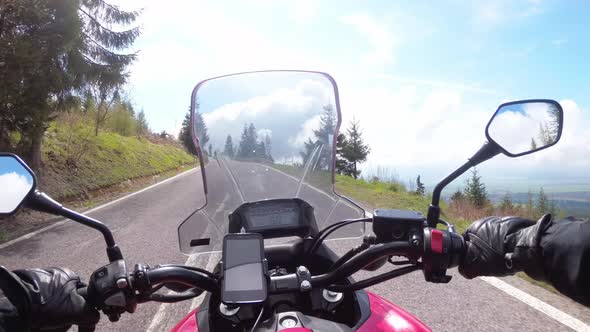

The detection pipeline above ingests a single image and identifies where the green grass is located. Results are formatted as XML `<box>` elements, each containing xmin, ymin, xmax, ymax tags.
<box><xmin>334</xmin><ymin>175</ymin><xmax>471</xmax><ymax>232</ymax></box>
<box><xmin>40</xmin><ymin>120</ymin><xmax>196</xmax><ymax>200</ymax></box>
<box><xmin>335</xmin><ymin>174</ymin><xmax>564</xmax><ymax>294</ymax></box>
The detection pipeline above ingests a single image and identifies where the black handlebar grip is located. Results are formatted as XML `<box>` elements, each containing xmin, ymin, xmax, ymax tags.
<box><xmin>77</xmin><ymin>286</ymin><xmax>88</xmax><ymax>299</ymax></box>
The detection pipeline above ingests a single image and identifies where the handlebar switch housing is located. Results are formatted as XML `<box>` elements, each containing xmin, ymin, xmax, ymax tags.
<box><xmin>88</xmin><ymin>260</ymin><xmax>136</xmax><ymax>321</ymax></box>
<box><xmin>422</xmin><ymin>228</ymin><xmax>465</xmax><ymax>283</ymax></box>
<box><xmin>373</xmin><ymin>209</ymin><xmax>425</xmax><ymax>243</ymax></box>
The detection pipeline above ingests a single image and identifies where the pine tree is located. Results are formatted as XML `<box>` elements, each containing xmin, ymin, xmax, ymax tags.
<box><xmin>237</xmin><ymin>124</ymin><xmax>249</xmax><ymax>159</ymax></box>
<box><xmin>526</xmin><ymin>189</ymin><xmax>535</xmax><ymax>218</ymax></box>
<box><xmin>256</xmin><ymin>141</ymin><xmax>267</xmax><ymax>159</ymax></box>
<box><xmin>178</xmin><ymin>111</ymin><xmax>197</xmax><ymax>155</ymax></box>
<box><xmin>548</xmin><ymin>104</ymin><xmax>562</xmax><ymax>141</ymax></box>
<box><xmin>223</xmin><ymin>135</ymin><xmax>235</xmax><ymax>158</ymax></box>
<box><xmin>300</xmin><ymin>138</ymin><xmax>318</xmax><ymax>166</ymax></box>
<box><xmin>237</xmin><ymin>123</ymin><xmax>259</xmax><ymax>159</ymax></box>
<box><xmin>538</xmin><ymin>123</ymin><xmax>553</xmax><ymax>145</ymax></box>
<box><xmin>342</xmin><ymin>118</ymin><xmax>370</xmax><ymax>179</ymax></box>
<box><xmin>0</xmin><ymin>1</ymin><xmax>140</xmax><ymax>169</ymax></box>
<box><xmin>499</xmin><ymin>192</ymin><xmax>514</xmax><ymax>212</ymax></box>
<box><xmin>530</xmin><ymin>138</ymin><xmax>538</xmax><ymax>150</ymax></box>
<box><xmin>194</xmin><ymin>106</ymin><xmax>209</xmax><ymax>148</ymax></box>
<box><xmin>335</xmin><ymin>133</ymin><xmax>353</xmax><ymax>175</ymax></box>
<box><xmin>536</xmin><ymin>187</ymin><xmax>549</xmax><ymax>215</ymax></box>
<box><xmin>307</xmin><ymin>105</ymin><xmax>336</xmax><ymax>169</ymax></box>
<box><xmin>247</xmin><ymin>123</ymin><xmax>258</xmax><ymax>156</ymax></box>
<box><xmin>415</xmin><ymin>175</ymin><xmax>426</xmax><ymax>196</ymax></box>
<box><xmin>548</xmin><ymin>199</ymin><xmax>560</xmax><ymax>217</ymax></box>
<box><xmin>450</xmin><ymin>190</ymin><xmax>465</xmax><ymax>204</ymax></box>
<box><xmin>464</xmin><ymin>168</ymin><xmax>489</xmax><ymax>208</ymax></box>
<box><xmin>264</xmin><ymin>135</ymin><xmax>273</xmax><ymax>162</ymax></box>
<box><xmin>135</xmin><ymin>109</ymin><xmax>148</xmax><ymax>137</ymax></box>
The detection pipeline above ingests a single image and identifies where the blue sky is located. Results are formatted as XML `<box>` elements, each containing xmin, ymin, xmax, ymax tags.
<box><xmin>0</xmin><ymin>157</ymin><xmax>34</xmax><ymax>212</ymax></box>
<box><xmin>116</xmin><ymin>0</ymin><xmax>590</xmax><ymax>192</ymax></box>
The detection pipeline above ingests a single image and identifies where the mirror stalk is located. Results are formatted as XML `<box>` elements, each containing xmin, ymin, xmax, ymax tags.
<box><xmin>27</xmin><ymin>191</ymin><xmax>123</xmax><ymax>262</ymax></box>
<box><xmin>426</xmin><ymin>142</ymin><xmax>501</xmax><ymax>227</ymax></box>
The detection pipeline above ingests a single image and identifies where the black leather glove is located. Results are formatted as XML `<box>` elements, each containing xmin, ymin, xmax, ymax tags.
<box><xmin>0</xmin><ymin>266</ymin><xmax>100</xmax><ymax>331</ymax></box>
<box><xmin>459</xmin><ymin>215</ymin><xmax>552</xmax><ymax>279</ymax></box>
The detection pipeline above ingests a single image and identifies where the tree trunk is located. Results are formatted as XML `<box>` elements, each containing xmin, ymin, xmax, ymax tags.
<box><xmin>95</xmin><ymin>110</ymin><xmax>100</xmax><ymax>136</ymax></box>
<box><xmin>353</xmin><ymin>162</ymin><xmax>358</xmax><ymax>179</ymax></box>
<box><xmin>27</xmin><ymin>129</ymin><xmax>43</xmax><ymax>171</ymax></box>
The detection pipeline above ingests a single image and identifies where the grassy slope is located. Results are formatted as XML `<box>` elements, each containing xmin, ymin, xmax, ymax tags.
<box><xmin>335</xmin><ymin>175</ymin><xmax>471</xmax><ymax>232</ymax></box>
<box><xmin>336</xmin><ymin>174</ymin><xmax>559</xmax><ymax>293</ymax></box>
<box><xmin>39</xmin><ymin>121</ymin><xmax>196</xmax><ymax>200</ymax></box>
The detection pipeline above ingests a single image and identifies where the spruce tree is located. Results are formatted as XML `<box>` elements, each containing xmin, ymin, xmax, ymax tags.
<box><xmin>224</xmin><ymin>135</ymin><xmax>235</xmax><ymax>158</ymax></box>
<box><xmin>264</xmin><ymin>135</ymin><xmax>273</xmax><ymax>162</ymax></box>
<box><xmin>342</xmin><ymin>118</ymin><xmax>370</xmax><ymax>179</ymax></box>
<box><xmin>237</xmin><ymin>123</ymin><xmax>258</xmax><ymax>159</ymax></box>
<box><xmin>335</xmin><ymin>133</ymin><xmax>352</xmax><ymax>175</ymax></box>
<box><xmin>536</xmin><ymin>187</ymin><xmax>549</xmax><ymax>215</ymax></box>
<box><xmin>526</xmin><ymin>189</ymin><xmax>535</xmax><ymax>218</ymax></box>
<box><xmin>0</xmin><ymin>0</ymin><xmax>140</xmax><ymax>169</ymax></box>
<box><xmin>178</xmin><ymin>111</ymin><xmax>197</xmax><ymax>155</ymax></box>
<box><xmin>450</xmin><ymin>190</ymin><xmax>465</xmax><ymax>204</ymax></box>
<box><xmin>499</xmin><ymin>192</ymin><xmax>514</xmax><ymax>212</ymax></box>
<box><xmin>135</xmin><ymin>109</ymin><xmax>148</xmax><ymax>137</ymax></box>
<box><xmin>415</xmin><ymin>175</ymin><xmax>426</xmax><ymax>196</ymax></box>
<box><xmin>311</xmin><ymin>105</ymin><xmax>336</xmax><ymax>169</ymax></box>
<box><xmin>464</xmin><ymin>168</ymin><xmax>489</xmax><ymax>208</ymax></box>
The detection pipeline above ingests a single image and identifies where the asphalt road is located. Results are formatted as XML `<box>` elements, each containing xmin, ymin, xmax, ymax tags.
<box><xmin>1</xmin><ymin>162</ymin><xmax>589</xmax><ymax>331</ymax></box>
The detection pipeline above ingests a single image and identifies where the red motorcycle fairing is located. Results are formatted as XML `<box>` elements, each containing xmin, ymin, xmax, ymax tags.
<box><xmin>170</xmin><ymin>291</ymin><xmax>430</xmax><ymax>332</ymax></box>
<box><xmin>357</xmin><ymin>292</ymin><xmax>430</xmax><ymax>332</ymax></box>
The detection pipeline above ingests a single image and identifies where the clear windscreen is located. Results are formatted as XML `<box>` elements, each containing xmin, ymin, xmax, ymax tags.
<box><xmin>178</xmin><ymin>71</ymin><xmax>366</xmax><ymax>255</ymax></box>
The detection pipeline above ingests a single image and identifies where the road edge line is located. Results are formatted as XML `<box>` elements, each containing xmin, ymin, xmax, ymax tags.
<box><xmin>0</xmin><ymin>167</ymin><xmax>198</xmax><ymax>250</ymax></box>
<box><xmin>480</xmin><ymin>276</ymin><xmax>589</xmax><ymax>331</ymax></box>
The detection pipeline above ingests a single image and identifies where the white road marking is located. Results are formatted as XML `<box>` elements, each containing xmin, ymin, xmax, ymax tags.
<box><xmin>147</xmin><ymin>252</ymin><xmax>219</xmax><ymax>332</ymax></box>
<box><xmin>9</xmin><ymin>163</ymin><xmax>586</xmax><ymax>330</ymax></box>
<box><xmin>480</xmin><ymin>276</ymin><xmax>590</xmax><ymax>331</ymax></box>
<box><xmin>0</xmin><ymin>168</ymin><xmax>198</xmax><ymax>250</ymax></box>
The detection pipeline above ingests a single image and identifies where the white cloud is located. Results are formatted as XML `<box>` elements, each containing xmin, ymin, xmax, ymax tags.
<box><xmin>339</xmin><ymin>13</ymin><xmax>394</xmax><ymax>66</ymax></box>
<box><xmin>290</xmin><ymin>0</ymin><xmax>318</xmax><ymax>25</ymax></box>
<box><xmin>200</xmin><ymin>76</ymin><xmax>334</xmax><ymax>160</ymax></box>
<box><xmin>0</xmin><ymin>172</ymin><xmax>32</xmax><ymax>213</ymax></box>
<box><xmin>471</xmin><ymin>0</ymin><xmax>544</xmax><ymax>26</ymax></box>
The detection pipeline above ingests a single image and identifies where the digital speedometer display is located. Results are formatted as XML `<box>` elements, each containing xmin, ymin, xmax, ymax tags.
<box><xmin>245</xmin><ymin>200</ymin><xmax>300</xmax><ymax>230</ymax></box>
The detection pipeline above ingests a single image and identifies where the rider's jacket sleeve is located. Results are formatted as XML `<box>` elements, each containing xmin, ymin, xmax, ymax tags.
<box><xmin>0</xmin><ymin>267</ymin><xmax>27</xmax><ymax>332</ymax></box>
<box><xmin>540</xmin><ymin>217</ymin><xmax>590</xmax><ymax>306</ymax></box>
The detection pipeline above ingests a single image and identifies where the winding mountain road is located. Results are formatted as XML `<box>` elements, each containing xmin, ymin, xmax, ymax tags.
<box><xmin>1</xmin><ymin>164</ymin><xmax>589</xmax><ymax>331</ymax></box>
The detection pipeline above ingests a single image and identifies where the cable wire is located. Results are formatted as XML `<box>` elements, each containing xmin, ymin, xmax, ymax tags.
<box><xmin>251</xmin><ymin>305</ymin><xmax>265</xmax><ymax>332</ymax></box>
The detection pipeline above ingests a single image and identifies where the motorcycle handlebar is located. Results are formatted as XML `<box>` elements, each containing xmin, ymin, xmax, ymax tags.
<box><xmin>134</xmin><ymin>233</ymin><xmax>462</xmax><ymax>295</ymax></box>
<box><xmin>82</xmin><ymin>228</ymin><xmax>464</xmax><ymax>310</ymax></box>
<box><xmin>310</xmin><ymin>241</ymin><xmax>419</xmax><ymax>287</ymax></box>
<box><xmin>145</xmin><ymin>266</ymin><xmax>219</xmax><ymax>293</ymax></box>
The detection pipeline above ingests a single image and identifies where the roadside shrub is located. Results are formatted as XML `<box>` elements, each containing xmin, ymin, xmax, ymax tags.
<box><xmin>106</xmin><ymin>108</ymin><xmax>136</xmax><ymax>136</ymax></box>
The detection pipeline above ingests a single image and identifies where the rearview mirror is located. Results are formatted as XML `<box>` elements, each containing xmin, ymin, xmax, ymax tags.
<box><xmin>0</xmin><ymin>153</ymin><xmax>36</xmax><ymax>216</ymax></box>
<box><xmin>486</xmin><ymin>99</ymin><xmax>563</xmax><ymax>157</ymax></box>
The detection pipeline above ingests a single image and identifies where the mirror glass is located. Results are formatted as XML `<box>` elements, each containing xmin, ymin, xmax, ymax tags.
<box><xmin>0</xmin><ymin>155</ymin><xmax>35</xmax><ymax>214</ymax></box>
<box><xmin>487</xmin><ymin>100</ymin><xmax>563</xmax><ymax>156</ymax></box>
<box><xmin>178</xmin><ymin>71</ymin><xmax>365</xmax><ymax>255</ymax></box>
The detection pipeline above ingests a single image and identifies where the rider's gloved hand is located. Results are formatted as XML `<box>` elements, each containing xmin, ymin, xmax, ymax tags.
<box><xmin>0</xmin><ymin>266</ymin><xmax>100</xmax><ymax>331</ymax></box>
<box><xmin>459</xmin><ymin>215</ymin><xmax>552</xmax><ymax>280</ymax></box>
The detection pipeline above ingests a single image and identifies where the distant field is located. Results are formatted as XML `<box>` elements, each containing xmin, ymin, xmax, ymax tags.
<box><xmin>488</xmin><ymin>191</ymin><xmax>590</xmax><ymax>218</ymax></box>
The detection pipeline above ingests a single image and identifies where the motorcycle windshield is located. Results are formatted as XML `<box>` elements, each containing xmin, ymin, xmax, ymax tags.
<box><xmin>178</xmin><ymin>71</ymin><xmax>366</xmax><ymax>255</ymax></box>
